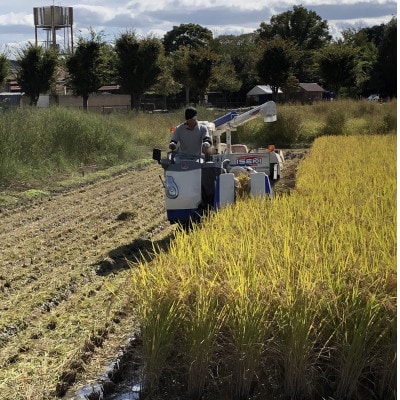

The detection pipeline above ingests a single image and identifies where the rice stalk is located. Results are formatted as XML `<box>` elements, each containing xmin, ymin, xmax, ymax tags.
<box><xmin>139</xmin><ymin>295</ymin><xmax>183</xmax><ymax>397</ymax></box>
<box><xmin>274</xmin><ymin>285</ymin><xmax>324</xmax><ymax>399</ymax></box>
<box><xmin>224</xmin><ymin>255</ymin><xmax>274</xmax><ymax>400</ymax></box>
<box><xmin>184</xmin><ymin>278</ymin><xmax>226</xmax><ymax>400</ymax></box>
<box><xmin>327</xmin><ymin>291</ymin><xmax>394</xmax><ymax>400</ymax></box>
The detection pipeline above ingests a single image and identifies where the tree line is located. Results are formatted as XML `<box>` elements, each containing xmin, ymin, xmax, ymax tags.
<box><xmin>0</xmin><ymin>5</ymin><xmax>396</xmax><ymax>109</ymax></box>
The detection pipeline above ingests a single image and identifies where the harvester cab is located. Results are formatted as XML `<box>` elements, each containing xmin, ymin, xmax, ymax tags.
<box><xmin>153</xmin><ymin>101</ymin><xmax>284</xmax><ymax>227</ymax></box>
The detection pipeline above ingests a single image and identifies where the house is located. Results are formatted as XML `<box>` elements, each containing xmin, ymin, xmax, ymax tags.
<box><xmin>246</xmin><ymin>85</ymin><xmax>283</xmax><ymax>105</ymax></box>
<box><xmin>1</xmin><ymin>60</ymin><xmax>20</xmax><ymax>93</ymax></box>
<box><xmin>247</xmin><ymin>83</ymin><xmax>326</xmax><ymax>104</ymax></box>
<box><xmin>98</xmin><ymin>84</ymin><xmax>121</xmax><ymax>94</ymax></box>
<box><xmin>295</xmin><ymin>83</ymin><xmax>325</xmax><ymax>103</ymax></box>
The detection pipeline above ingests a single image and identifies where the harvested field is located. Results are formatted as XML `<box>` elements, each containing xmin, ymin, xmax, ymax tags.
<box><xmin>0</xmin><ymin>151</ymin><xmax>305</xmax><ymax>399</ymax></box>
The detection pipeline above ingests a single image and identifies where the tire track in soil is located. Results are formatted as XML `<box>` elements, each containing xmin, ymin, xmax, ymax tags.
<box><xmin>0</xmin><ymin>163</ymin><xmax>176</xmax><ymax>398</ymax></box>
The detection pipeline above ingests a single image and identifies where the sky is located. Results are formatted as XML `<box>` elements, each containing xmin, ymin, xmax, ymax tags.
<box><xmin>0</xmin><ymin>0</ymin><xmax>396</xmax><ymax>56</ymax></box>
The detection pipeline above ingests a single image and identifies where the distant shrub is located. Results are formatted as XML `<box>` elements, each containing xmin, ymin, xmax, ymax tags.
<box><xmin>265</xmin><ymin>107</ymin><xmax>303</xmax><ymax>145</ymax></box>
<box><xmin>321</xmin><ymin>108</ymin><xmax>346</xmax><ymax>135</ymax></box>
<box><xmin>236</xmin><ymin>106</ymin><xmax>303</xmax><ymax>147</ymax></box>
<box><xmin>381</xmin><ymin>109</ymin><xmax>397</xmax><ymax>133</ymax></box>
<box><xmin>0</xmin><ymin>107</ymin><xmax>141</xmax><ymax>184</ymax></box>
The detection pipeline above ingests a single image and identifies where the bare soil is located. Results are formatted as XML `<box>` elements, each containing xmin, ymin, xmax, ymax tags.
<box><xmin>0</xmin><ymin>150</ymin><xmax>306</xmax><ymax>399</ymax></box>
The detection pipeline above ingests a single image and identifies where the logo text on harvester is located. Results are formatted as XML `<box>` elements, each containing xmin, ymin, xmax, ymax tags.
<box><xmin>236</xmin><ymin>156</ymin><xmax>263</xmax><ymax>166</ymax></box>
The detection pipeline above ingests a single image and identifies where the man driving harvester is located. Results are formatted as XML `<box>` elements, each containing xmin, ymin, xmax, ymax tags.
<box><xmin>169</xmin><ymin>107</ymin><xmax>212</xmax><ymax>162</ymax></box>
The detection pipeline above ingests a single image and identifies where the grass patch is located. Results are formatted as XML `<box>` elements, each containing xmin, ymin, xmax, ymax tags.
<box><xmin>0</xmin><ymin>194</ymin><xmax>19</xmax><ymax>205</ymax></box>
<box><xmin>22</xmin><ymin>189</ymin><xmax>50</xmax><ymax>198</ymax></box>
<box><xmin>235</xmin><ymin>99</ymin><xmax>396</xmax><ymax>147</ymax></box>
<box><xmin>58</xmin><ymin>159</ymin><xmax>153</xmax><ymax>188</ymax></box>
<box><xmin>0</xmin><ymin>107</ymin><xmax>147</xmax><ymax>185</ymax></box>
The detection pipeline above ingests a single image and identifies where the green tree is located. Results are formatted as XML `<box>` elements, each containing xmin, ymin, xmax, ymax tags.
<box><xmin>115</xmin><ymin>32</ymin><xmax>163</xmax><ymax>110</ymax></box>
<box><xmin>360</xmin><ymin>24</ymin><xmax>386</xmax><ymax>47</ymax></box>
<box><xmin>16</xmin><ymin>44</ymin><xmax>58</xmax><ymax>106</ymax></box>
<box><xmin>170</xmin><ymin>46</ymin><xmax>214</xmax><ymax>105</ymax></box>
<box><xmin>316</xmin><ymin>42</ymin><xmax>357</xmax><ymax>96</ymax></box>
<box><xmin>150</xmin><ymin>54</ymin><xmax>182</xmax><ymax>109</ymax></box>
<box><xmin>163</xmin><ymin>23</ymin><xmax>213</xmax><ymax>53</ymax></box>
<box><xmin>0</xmin><ymin>53</ymin><xmax>9</xmax><ymax>90</ymax></box>
<box><xmin>163</xmin><ymin>23</ymin><xmax>214</xmax><ymax>105</ymax></box>
<box><xmin>171</xmin><ymin>47</ymin><xmax>192</xmax><ymax>105</ymax></box>
<box><xmin>256</xmin><ymin>38</ymin><xmax>295</xmax><ymax>99</ymax></box>
<box><xmin>258</xmin><ymin>5</ymin><xmax>331</xmax><ymax>50</ymax></box>
<box><xmin>258</xmin><ymin>5</ymin><xmax>331</xmax><ymax>81</ymax></box>
<box><xmin>66</xmin><ymin>30</ymin><xmax>112</xmax><ymax>110</ymax></box>
<box><xmin>210</xmin><ymin>33</ymin><xmax>259</xmax><ymax>94</ymax></box>
<box><xmin>187</xmin><ymin>47</ymin><xmax>214</xmax><ymax>100</ymax></box>
<box><xmin>280</xmin><ymin>75</ymin><xmax>301</xmax><ymax>102</ymax></box>
<box><xmin>210</xmin><ymin>57</ymin><xmax>242</xmax><ymax>105</ymax></box>
<box><xmin>369</xmin><ymin>17</ymin><xmax>397</xmax><ymax>98</ymax></box>
<box><xmin>341</xmin><ymin>28</ymin><xmax>378</xmax><ymax>96</ymax></box>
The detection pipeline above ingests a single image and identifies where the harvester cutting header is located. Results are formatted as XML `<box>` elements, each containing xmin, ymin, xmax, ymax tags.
<box><xmin>153</xmin><ymin>101</ymin><xmax>284</xmax><ymax>227</ymax></box>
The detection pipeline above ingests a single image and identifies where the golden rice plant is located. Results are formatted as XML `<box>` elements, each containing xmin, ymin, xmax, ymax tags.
<box><xmin>183</xmin><ymin>279</ymin><xmax>226</xmax><ymax>400</ymax></box>
<box><xmin>273</xmin><ymin>285</ymin><xmax>325</xmax><ymax>398</ymax></box>
<box><xmin>279</xmin><ymin>134</ymin><xmax>396</xmax><ymax>398</ymax></box>
<box><xmin>130</xmin><ymin>134</ymin><xmax>396</xmax><ymax>399</ymax></box>
<box><xmin>223</xmin><ymin>250</ymin><xmax>276</xmax><ymax>400</ymax></box>
<box><xmin>132</xmin><ymin>262</ymin><xmax>185</xmax><ymax>397</ymax></box>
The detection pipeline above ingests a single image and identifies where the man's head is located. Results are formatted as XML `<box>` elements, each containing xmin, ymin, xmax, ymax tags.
<box><xmin>185</xmin><ymin>107</ymin><xmax>197</xmax><ymax>121</ymax></box>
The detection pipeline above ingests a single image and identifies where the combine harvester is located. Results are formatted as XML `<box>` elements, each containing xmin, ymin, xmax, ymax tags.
<box><xmin>153</xmin><ymin>101</ymin><xmax>284</xmax><ymax>227</ymax></box>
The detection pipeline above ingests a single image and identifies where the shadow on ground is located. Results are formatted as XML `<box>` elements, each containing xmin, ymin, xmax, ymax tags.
<box><xmin>93</xmin><ymin>234</ymin><xmax>174</xmax><ymax>276</ymax></box>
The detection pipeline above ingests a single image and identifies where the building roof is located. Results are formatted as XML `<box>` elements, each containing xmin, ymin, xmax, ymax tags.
<box><xmin>98</xmin><ymin>84</ymin><xmax>121</xmax><ymax>93</ymax></box>
<box><xmin>299</xmin><ymin>83</ymin><xmax>325</xmax><ymax>92</ymax></box>
<box><xmin>247</xmin><ymin>85</ymin><xmax>282</xmax><ymax>96</ymax></box>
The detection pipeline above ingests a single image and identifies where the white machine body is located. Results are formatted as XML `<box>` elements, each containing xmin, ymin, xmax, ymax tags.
<box><xmin>211</xmin><ymin>148</ymin><xmax>284</xmax><ymax>179</ymax></box>
<box><xmin>202</xmin><ymin>101</ymin><xmax>284</xmax><ymax>179</ymax></box>
<box><xmin>153</xmin><ymin>101</ymin><xmax>283</xmax><ymax>225</ymax></box>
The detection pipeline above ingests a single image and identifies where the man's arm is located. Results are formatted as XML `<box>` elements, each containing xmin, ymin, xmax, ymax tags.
<box><xmin>201</xmin><ymin>125</ymin><xmax>212</xmax><ymax>153</ymax></box>
<box><xmin>201</xmin><ymin>125</ymin><xmax>212</xmax><ymax>145</ymax></box>
<box><xmin>169</xmin><ymin>125</ymin><xmax>180</xmax><ymax>150</ymax></box>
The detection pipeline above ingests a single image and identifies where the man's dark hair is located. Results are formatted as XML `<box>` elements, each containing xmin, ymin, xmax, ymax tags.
<box><xmin>185</xmin><ymin>107</ymin><xmax>197</xmax><ymax>120</ymax></box>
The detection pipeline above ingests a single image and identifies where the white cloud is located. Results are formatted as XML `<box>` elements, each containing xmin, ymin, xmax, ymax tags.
<box><xmin>0</xmin><ymin>0</ymin><xmax>396</xmax><ymax>52</ymax></box>
<box><xmin>0</xmin><ymin>12</ymin><xmax>32</xmax><ymax>27</ymax></box>
<box><xmin>74</xmin><ymin>4</ymin><xmax>136</xmax><ymax>23</ymax></box>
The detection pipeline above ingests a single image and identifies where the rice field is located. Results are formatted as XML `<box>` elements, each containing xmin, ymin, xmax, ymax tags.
<box><xmin>130</xmin><ymin>134</ymin><xmax>397</xmax><ymax>400</ymax></box>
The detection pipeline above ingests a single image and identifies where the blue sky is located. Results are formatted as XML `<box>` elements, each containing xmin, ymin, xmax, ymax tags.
<box><xmin>0</xmin><ymin>0</ymin><xmax>396</xmax><ymax>55</ymax></box>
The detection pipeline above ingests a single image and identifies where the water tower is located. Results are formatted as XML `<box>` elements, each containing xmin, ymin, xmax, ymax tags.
<box><xmin>33</xmin><ymin>5</ymin><xmax>73</xmax><ymax>52</ymax></box>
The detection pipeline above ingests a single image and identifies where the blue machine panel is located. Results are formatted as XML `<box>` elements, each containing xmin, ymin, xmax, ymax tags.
<box><xmin>213</xmin><ymin>111</ymin><xmax>238</xmax><ymax>128</ymax></box>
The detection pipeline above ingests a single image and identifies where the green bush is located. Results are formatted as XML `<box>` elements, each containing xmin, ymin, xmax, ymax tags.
<box><xmin>364</xmin><ymin>108</ymin><xmax>397</xmax><ymax>135</ymax></box>
<box><xmin>0</xmin><ymin>107</ymin><xmax>140</xmax><ymax>184</ymax></box>
<box><xmin>210</xmin><ymin>100</ymin><xmax>397</xmax><ymax>148</ymax></box>
<box><xmin>231</xmin><ymin>107</ymin><xmax>303</xmax><ymax>148</ymax></box>
<box><xmin>266</xmin><ymin>106</ymin><xmax>303</xmax><ymax>145</ymax></box>
<box><xmin>321</xmin><ymin>108</ymin><xmax>347</xmax><ymax>135</ymax></box>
